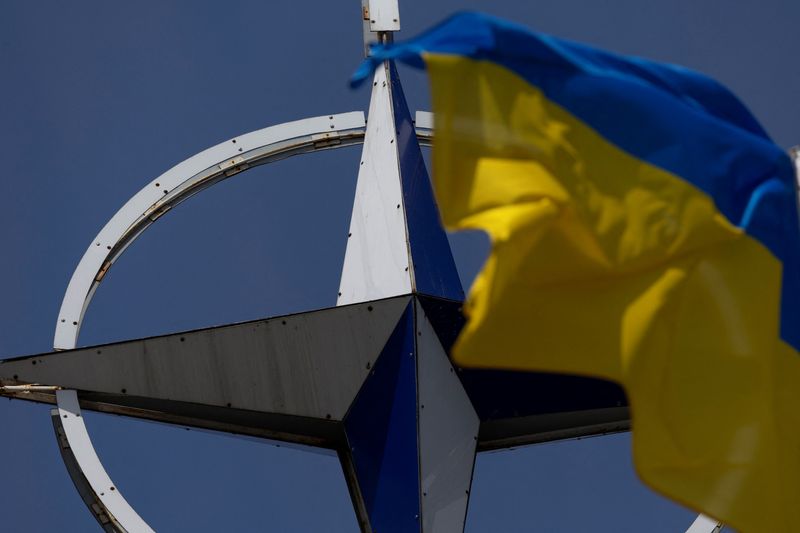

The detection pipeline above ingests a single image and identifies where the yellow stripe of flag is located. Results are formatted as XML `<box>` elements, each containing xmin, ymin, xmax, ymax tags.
<box><xmin>427</xmin><ymin>53</ymin><xmax>800</xmax><ymax>532</ymax></box>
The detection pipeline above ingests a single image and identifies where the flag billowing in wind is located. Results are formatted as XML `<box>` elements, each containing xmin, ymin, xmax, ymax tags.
<box><xmin>353</xmin><ymin>12</ymin><xmax>800</xmax><ymax>533</ymax></box>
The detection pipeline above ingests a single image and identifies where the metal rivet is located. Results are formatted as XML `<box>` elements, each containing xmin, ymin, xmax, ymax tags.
<box><xmin>163</xmin><ymin>190</ymin><xmax>168</xmax><ymax>194</ymax></box>
<box><xmin>338</xmin><ymin>292</ymin><xmax>342</xmax><ymax>296</ymax></box>
<box><xmin>106</xmin><ymin>245</ymin><xmax>111</xmax><ymax>250</ymax></box>
<box><xmin>110</xmin><ymin>487</ymin><xmax>115</xmax><ymax>491</ymax></box>
<box><xmin>121</xmin><ymin>389</ymin><xmax>126</xmax><ymax>394</ymax></box>
<box><xmin>12</xmin><ymin>374</ymin><xmax>18</xmax><ymax>380</ymax></box>
<box><xmin>227</xmin><ymin>403</ymin><xmax>232</xmax><ymax>407</ymax></box>
<box><xmin>367</xmin><ymin>305</ymin><xmax>373</xmax><ymax>311</ymax></box>
<box><xmin>72</xmin><ymin>321</ymin><xmax>77</xmax><ymax>325</ymax></box>
<box><xmin>60</xmin><ymin>319</ymin><xmax>65</xmax><ymax>323</ymax></box>
<box><xmin>330</xmin><ymin>124</ymin><xmax>335</xmax><ymax>129</ymax></box>
<box><xmin>31</xmin><ymin>361</ymin><xmax>36</xmax><ymax>365</ymax></box>
<box><xmin>180</xmin><ymin>337</ymin><xmax>185</xmax><ymax>342</ymax></box>
<box><xmin>155</xmin><ymin>183</ymin><xmax>160</xmax><ymax>187</ymax></box>
<box><xmin>396</xmin><ymin>204</ymin><xmax>400</xmax><ymax>208</ymax></box>
<box><xmin>97</xmin><ymin>350</ymin><xmax>101</xmax><ymax>354</ymax></box>
<box><xmin>325</xmin><ymin>413</ymin><xmax>331</xmax><ymax>419</ymax></box>
<box><xmin>366</xmin><ymin>362</ymin><xmax>371</xmax><ymax>369</ymax></box>
<box><xmin>348</xmin><ymin>232</ymin><xmax>352</xmax><ymax>237</ymax></box>
<box><xmin>281</xmin><ymin>320</ymin><xmax>287</xmax><ymax>325</ymax></box>
<box><xmin>232</xmin><ymin>139</ymin><xmax>236</xmax><ymax>143</ymax></box>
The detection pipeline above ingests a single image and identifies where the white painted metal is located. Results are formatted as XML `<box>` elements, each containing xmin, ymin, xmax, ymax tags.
<box><xmin>367</xmin><ymin>0</ymin><xmax>400</xmax><ymax>32</ymax></box>
<box><xmin>8</xmin><ymin>299</ymin><xmax>411</xmax><ymax>423</ymax></box>
<box><xmin>361</xmin><ymin>0</ymin><xmax>378</xmax><ymax>56</ymax></box>
<box><xmin>416</xmin><ymin>300</ymin><xmax>479</xmax><ymax>533</ymax></box>
<box><xmin>685</xmin><ymin>514</ymin><xmax>723</xmax><ymax>533</ymax></box>
<box><xmin>337</xmin><ymin>65</ymin><xmax>413</xmax><ymax>305</ymax></box>
<box><xmin>415</xmin><ymin>111</ymin><xmax>433</xmax><ymax>147</ymax></box>
<box><xmin>56</xmin><ymin>389</ymin><xmax>155</xmax><ymax>533</ymax></box>
<box><xmin>54</xmin><ymin>112</ymin><xmax>366</xmax><ymax>350</ymax></box>
<box><xmin>414</xmin><ymin>111</ymin><xmax>433</xmax><ymax>132</ymax></box>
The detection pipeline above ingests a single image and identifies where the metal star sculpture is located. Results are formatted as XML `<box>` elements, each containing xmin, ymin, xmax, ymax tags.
<box><xmin>0</xmin><ymin>3</ymin><xmax>629</xmax><ymax>532</ymax></box>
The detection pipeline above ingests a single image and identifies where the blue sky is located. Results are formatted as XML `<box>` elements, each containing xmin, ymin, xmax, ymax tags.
<box><xmin>1</xmin><ymin>1</ymin><xmax>798</xmax><ymax>531</ymax></box>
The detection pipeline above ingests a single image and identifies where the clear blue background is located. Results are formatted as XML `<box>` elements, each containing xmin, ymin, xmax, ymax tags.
<box><xmin>1</xmin><ymin>1</ymin><xmax>798</xmax><ymax>531</ymax></box>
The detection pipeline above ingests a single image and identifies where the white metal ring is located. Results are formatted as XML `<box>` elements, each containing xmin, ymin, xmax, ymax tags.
<box><xmin>54</xmin><ymin>111</ymin><xmax>434</xmax><ymax>351</ymax></box>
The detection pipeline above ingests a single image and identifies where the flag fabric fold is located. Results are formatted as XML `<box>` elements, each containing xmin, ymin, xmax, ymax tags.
<box><xmin>353</xmin><ymin>12</ymin><xmax>800</xmax><ymax>532</ymax></box>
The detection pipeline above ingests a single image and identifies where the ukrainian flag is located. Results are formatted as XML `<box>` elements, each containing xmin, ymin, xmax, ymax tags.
<box><xmin>354</xmin><ymin>12</ymin><xmax>800</xmax><ymax>533</ymax></box>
